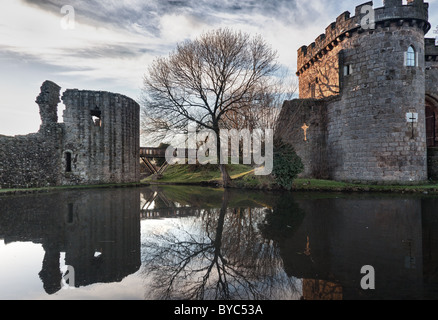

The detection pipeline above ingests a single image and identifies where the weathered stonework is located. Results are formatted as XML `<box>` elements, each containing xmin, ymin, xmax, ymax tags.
<box><xmin>277</xmin><ymin>0</ymin><xmax>438</xmax><ymax>183</ymax></box>
<box><xmin>37</xmin><ymin>81</ymin><xmax>61</xmax><ymax>129</ymax></box>
<box><xmin>0</xmin><ymin>81</ymin><xmax>140</xmax><ymax>188</ymax></box>
<box><xmin>428</xmin><ymin>148</ymin><xmax>438</xmax><ymax>180</ymax></box>
<box><xmin>61</xmin><ymin>89</ymin><xmax>140</xmax><ymax>185</ymax></box>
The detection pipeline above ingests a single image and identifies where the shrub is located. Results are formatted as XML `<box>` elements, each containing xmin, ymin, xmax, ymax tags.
<box><xmin>272</xmin><ymin>141</ymin><xmax>304</xmax><ymax>190</ymax></box>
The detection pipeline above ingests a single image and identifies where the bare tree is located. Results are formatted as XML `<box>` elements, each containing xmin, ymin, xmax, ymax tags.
<box><xmin>142</xmin><ymin>189</ymin><xmax>301</xmax><ymax>300</ymax></box>
<box><xmin>221</xmin><ymin>70</ymin><xmax>298</xmax><ymax>132</ymax></box>
<box><xmin>142</xmin><ymin>28</ymin><xmax>279</xmax><ymax>187</ymax></box>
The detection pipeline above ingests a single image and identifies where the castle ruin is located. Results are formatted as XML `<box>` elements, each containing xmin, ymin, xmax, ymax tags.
<box><xmin>277</xmin><ymin>0</ymin><xmax>438</xmax><ymax>183</ymax></box>
<box><xmin>0</xmin><ymin>81</ymin><xmax>140</xmax><ymax>188</ymax></box>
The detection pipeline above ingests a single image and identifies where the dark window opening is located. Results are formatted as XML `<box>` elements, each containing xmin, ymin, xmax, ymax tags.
<box><xmin>344</xmin><ymin>65</ymin><xmax>352</xmax><ymax>76</ymax></box>
<box><xmin>66</xmin><ymin>152</ymin><xmax>72</xmax><ymax>173</ymax></box>
<box><xmin>90</xmin><ymin>108</ymin><xmax>102</xmax><ymax>127</ymax></box>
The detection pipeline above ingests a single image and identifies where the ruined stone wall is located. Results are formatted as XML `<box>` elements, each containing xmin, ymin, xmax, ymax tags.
<box><xmin>285</xmin><ymin>0</ymin><xmax>430</xmax><ymax>183</ymax></box>
<box><xmin>0</xmin><ymin>131</ymin><xmax>64</xmax><ymax>189</ymax></box>
<box><xmin>0</xmin><ymin>81</ymin><xmax>140</xmax><ymax>189</ymax></box>
<box><xmin>61</xmin><ymin>90</ymin><xmax>140</xmax><ymax>185</ymax></box>
<box><xmin>0</xmin><ymin>81</ymin><xmax>64</xmax><ymax>189</ymax></box>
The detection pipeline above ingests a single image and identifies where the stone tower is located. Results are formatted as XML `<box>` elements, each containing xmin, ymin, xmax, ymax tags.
<box><xmin>0</xmin><ymin>81</ymin><xmax>140</xmax><ymax>189</ymax></box>
<box><xmin>277</xmin><ymin>0</ymin><xmax>438</xmax><ymax>183</ymax></box>
<box><xmin>61</xmin><ymin>89</ymin><xmax>140</xmax><ymax>185</ymax></box>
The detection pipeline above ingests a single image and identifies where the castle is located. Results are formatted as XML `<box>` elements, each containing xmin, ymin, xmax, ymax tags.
<box><xmin>277</xmin><ymin>0</ymin><xmax>438</xmax><ymax>183</ymax></box>
<box><xmin>0</xmin><ymin>81</ymin><xmax>140</xmax><ymax>188</ymax></box>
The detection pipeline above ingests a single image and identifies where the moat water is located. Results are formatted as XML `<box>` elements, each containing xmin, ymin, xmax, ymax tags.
<box><xmin>0</xmin><ymin>186</ymin><xmax>438</xmax><ymax>300</ymax></box>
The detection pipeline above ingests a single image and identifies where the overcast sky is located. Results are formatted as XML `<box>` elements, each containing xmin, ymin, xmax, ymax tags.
<box><xmin>1</xmin><ymin>0</ymin><xmax>437</xmax><ymax>137</ymax></box>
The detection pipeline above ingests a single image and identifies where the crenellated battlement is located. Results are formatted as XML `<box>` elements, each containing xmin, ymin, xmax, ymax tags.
<box><xmin>297</xmin><ymin>0</ymin><xmax>430</xmax><ymax>75</ymax></box>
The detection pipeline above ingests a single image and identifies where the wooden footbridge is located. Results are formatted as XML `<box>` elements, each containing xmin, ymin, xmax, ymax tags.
<box><xmin>140</xmin><ymin>147</ymin><xmax>169</xmax><ymax>176</ymax></box>
<box><xmin>140</xmin><ymin>147</ymin><xmax>194</xmax><ymax>176</ymax></box>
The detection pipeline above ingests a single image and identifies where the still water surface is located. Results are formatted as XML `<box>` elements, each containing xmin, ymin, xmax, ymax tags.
<box><xmin>0</xmin><ymin>186</ymin><xmax>437</xmax><ymax>300</ymax></box>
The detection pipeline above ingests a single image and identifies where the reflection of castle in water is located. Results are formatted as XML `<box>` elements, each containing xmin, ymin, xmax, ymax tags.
<box><xmin>141</xmin><ymin>187</ymin><xmax>438</xmax><ymax>300</ymax></box>
<box><xmin>1</xmin><ymin>186</ymin><xmax>438</xmax><ymax>300</ymax></box>
<box><xmin>271</xmin><ymin>195</ymin><xmax>438</xmax><ymax>300</ymax></box>
<box><xmin>0</xmin><ymin>189</ymin><xmax>141</xmax><ymax>295</ymax></box>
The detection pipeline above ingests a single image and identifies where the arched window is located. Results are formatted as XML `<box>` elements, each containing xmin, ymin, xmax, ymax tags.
<box><xmin>405</xmin><ymin>46</ymin><xmax>416</xmax><ymax>67</ymax></box>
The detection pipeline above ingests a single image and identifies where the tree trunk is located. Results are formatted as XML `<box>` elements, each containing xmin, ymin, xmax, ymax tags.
<box><xmin>215</xmin><ymin>127</ymin><xmax>233</xmax><ymax>188</ymax></box>
<box><xmin>219</xmin><ymin>164</ymin><xmax>232</xmax><ymax>188</ymax></box>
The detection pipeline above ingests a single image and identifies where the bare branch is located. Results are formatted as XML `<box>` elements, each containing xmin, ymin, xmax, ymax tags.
<box><xmin>141</xmin><ymin>28</ymin><xmax>280</xmax><ymax>187</ymax></box>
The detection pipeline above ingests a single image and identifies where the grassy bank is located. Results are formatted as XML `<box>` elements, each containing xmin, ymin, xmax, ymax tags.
<box><xmin>145</xmin><ymin>164</ymin><xmax>438</xmax><ymax>194</ymax></box>
<box><xmin>3</xmin><ymin>165</ymin><xmax>438</xmax><ymax>195</ymax></box>
<box><xmin>291</xmin><ymin>179</ymin><xmax>438</xmax><ymax>194</ymax></box>
<box><xmin>0</xmin><ymin>182</ymin><xmax>148</xmax><ymax>196</ymax></box>
<box><xmin>143</xmin><ymin>164</ymin><xmax>255</xmax><ymax>185</ymax></box>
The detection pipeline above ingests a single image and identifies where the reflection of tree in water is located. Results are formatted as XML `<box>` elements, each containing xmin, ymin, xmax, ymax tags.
<box><xmin>142</xmin><ymin>190</ymin><xmax>301</xmax><ymax>300</ymax></box>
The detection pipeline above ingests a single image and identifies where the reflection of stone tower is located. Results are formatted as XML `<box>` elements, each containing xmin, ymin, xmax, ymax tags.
<box><xmin>0</xmin><ymin>188</ymin><xmax>141</xmax><ymax>296</ymax></box>
<box><xmin>36</xmin><ymin>81</ymin><xmax>61</xmax><ymax>130</ymax></box>
<box><xmin>38</xmin><ymin>244</ymin><xmax>62</xmax><ymax>295</ymax></box>
<box><xmin>63</xmin><ymin>189</ymin><xmax>141</xmax><ymax>287</ymax></box>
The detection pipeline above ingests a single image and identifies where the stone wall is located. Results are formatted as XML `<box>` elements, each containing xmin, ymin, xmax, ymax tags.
<box><xmin>0</xmin><ymin>131</ymin><xmax>64</xmax><ymax>188</ymax></box>
<box><xmin>61</xmin><ymin>90</ymin><xmax>140</xmax><ymax>185</ymax></box>
<box><xmin>329</xmin><ymin>24</ymin><xmax>427</xmax><ymax>183</ymax></box>
<box><xmin>425</xmin><ymin>38</ymin><xmax>438</xmax><ymax>97</ymax></box>
<box><xmin>428</xmin><ymin>147</ymin><xmax>438</xmax><ymax>180</ymax></box>
<box><xmin>297</xmin><ymin>0</ymin><xmax>430</xmax><ymax>77</ymax></box>
<box><xmin>276</xmin><ymin>98</ymin><xmax>332</xmax><ymax>179</ymax></box>
<box><xmin>0</xmin><ymin>81</ymin><xmax>140</xmax><ymax>189</ymax></box>
<box><xmin>280</xmin><ymin>0</ymin><xmax>431</xmax><ymax>183</ymax></box>
<box><xmin>0</xmin><ymin>81</ymin><xmax>64</xmax><ymax>189</ymax></box>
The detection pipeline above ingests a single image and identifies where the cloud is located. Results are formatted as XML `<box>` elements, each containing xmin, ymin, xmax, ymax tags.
<box><xmin>6</xmin><ymin>0</ymin><xmax>429</xmax><ymax>137</ymax></box>
<box><xmin>20</xmin><ymin>0</ymin><xmax>323</xmax><ymax>34</ymax></box>
<box><xmin>7</xmin><ymin>0</ymin><xmax>379</xmax><ymax>89</ymax></box>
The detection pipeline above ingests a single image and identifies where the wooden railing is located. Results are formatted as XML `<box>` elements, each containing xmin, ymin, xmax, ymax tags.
<box><xmin>140</xmin><ymin>147</ymin><xmax>196</xmax><ymax>159</ymax></box>
<box><xmin>140</xmin><ymin>147</ymin><xmax>167</xmax><ymax>158</ymax></box>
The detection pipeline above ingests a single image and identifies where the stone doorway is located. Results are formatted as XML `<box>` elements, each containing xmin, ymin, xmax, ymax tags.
<box><xmin>426</xmin><ymin>95</ymin><xmax>438</xmax><ymax>180</ymax></box>
<box><xmin>426</xmin><ymin>96</ymin><xmax>438</xmax><ymax>148</ymax></box>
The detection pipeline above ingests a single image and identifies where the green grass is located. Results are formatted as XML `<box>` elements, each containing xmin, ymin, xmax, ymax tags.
<box><xmin>144</xmin><ymin>164</ymin><xmax>438</xmax><ymax>194</ymax></box>
<box><xmin>233</xmin><ymin>172</ymin><xmax>278</xmax><ymax>190</ymax></box>
<box><xmin>292</xmin><ymin>178</ymin><xmax>438</xmax><ymax>193</ymax></box>
<box><xmin>0</xmin><ymin>182</ymin><xmax>148</xmax><ymax>196</ymax></box>
<box><xmin>143</xmin><ymin>164</ymin><xmax>254</xmax><ymax>184</ymax></box>
<box><xmin>144</xmin><ymin>163</ymin><xmax>279</xmax><ymax>190</ymax></box>
<box><xmin>3</xmin><ymin>166</ymin><xmax>438</xmax><ymax>196</ymax></box>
